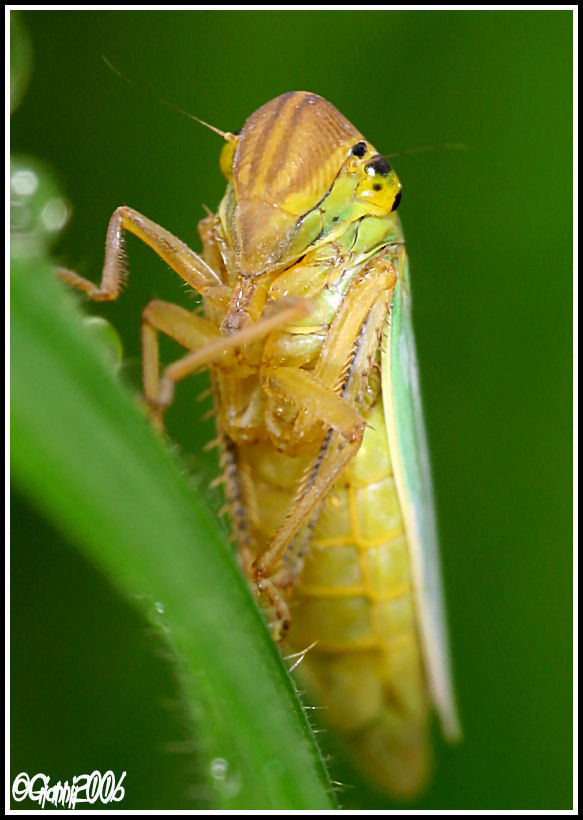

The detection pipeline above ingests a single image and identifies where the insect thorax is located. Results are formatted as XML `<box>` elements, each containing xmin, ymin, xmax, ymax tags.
<box><xmin>199</xmin><ymin>205</ymin><xmax>402</xmax><ymax>448</ymax></box>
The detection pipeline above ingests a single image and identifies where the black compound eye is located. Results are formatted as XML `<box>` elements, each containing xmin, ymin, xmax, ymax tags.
<box><xmin>350</xmin><ymin>141</ymin><xmax>367</xmax><ymax>157</ymax></box>
<box><xmin>391</xmin><ymin>191</ymin><xmax>402</xmax><ymax>211</ymax></box>
<box><xmin>366</xmin><ymin>155</ymin><xmax>392</xmax><ymax>177</ymax></box>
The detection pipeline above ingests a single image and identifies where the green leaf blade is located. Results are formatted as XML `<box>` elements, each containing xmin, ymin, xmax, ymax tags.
<box><xmin>11</xmin><ymin>257</ymin><xmax>336</xmax><ymax>810</ymax></box>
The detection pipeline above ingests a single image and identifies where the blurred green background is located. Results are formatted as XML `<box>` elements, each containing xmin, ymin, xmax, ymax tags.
<box><xmin>11</xmin><ymin>9</ymin><xmax>572</xmax><ymax>810</ymax></box>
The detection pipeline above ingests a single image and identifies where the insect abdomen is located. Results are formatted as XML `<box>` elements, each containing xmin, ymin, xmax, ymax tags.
<box><xmin>287</xmin><ymin>398</ymin><xmax>431</xmax><ymax>798</ymax></box>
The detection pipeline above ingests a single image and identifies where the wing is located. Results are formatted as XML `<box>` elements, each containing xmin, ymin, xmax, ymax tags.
<box><xmin>382</xmin><ymin>251</ymin><xmax>461</xmax><ymax>741</ymax></box>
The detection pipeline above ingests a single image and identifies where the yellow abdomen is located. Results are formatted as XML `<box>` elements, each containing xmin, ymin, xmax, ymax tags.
<box><xmin>287</xmin><ymin>398</ymin><xmax>430</xmax><ymax>798</ymax></box>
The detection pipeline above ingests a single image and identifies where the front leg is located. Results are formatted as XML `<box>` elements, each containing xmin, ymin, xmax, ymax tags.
<box><xmin>141</xmin><ymin>297</ymin><xmax>310</xmax><ymax>429</ymax></box>
<box><xmin>57</xmin><ymin>205</ymin><xmax>230</xmax><ymax>308</ymax></box>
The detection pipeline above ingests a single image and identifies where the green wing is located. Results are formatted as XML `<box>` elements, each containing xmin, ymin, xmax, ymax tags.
<box><xmin>382</xmin><ymin>251</ymin><xmax>461</xmax><ymax>741</ymax></box>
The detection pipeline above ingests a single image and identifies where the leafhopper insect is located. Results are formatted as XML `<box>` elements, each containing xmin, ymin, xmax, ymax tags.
<box><xmin>58</xmin><ymin>91</ymin><xmax>460</xmax><ymax>798</ymax></box>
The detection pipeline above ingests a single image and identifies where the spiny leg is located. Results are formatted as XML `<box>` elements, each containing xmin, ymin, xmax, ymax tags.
<box><xmin>247</xmin><ymin>370</ymin><xmax>366</xmax><ymax>641</ymax></box>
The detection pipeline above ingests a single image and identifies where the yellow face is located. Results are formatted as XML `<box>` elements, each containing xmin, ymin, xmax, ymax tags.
<box><xmin>347</xmin><ymin>141</ymin><xmax>402</xmax><ymax>214</ymax></box>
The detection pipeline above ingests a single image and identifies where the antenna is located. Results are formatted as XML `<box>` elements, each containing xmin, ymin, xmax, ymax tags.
<box><xmin>385</xmin><ymin>142</ymin><xmax>469</xmax><ymax>160</ymax></box>
<box><xmin>101</xmin><ymin>56</ymin><xmax>237</xmax><ymax>143</ymax></box>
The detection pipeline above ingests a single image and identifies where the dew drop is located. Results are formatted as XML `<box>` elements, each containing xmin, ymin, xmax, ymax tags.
<box><xmin>41</xmin><ymin>198</ymin><xmax>69</xmax><ymax>233</ymax></box>
<box><xmin>210</xmin><ymin>757</ymin><xmax>241</xmax><ymax>799</ymax></box>
<box><xmin>82</xmin><ymin>316</ymin><xmax>123</xmax><ymax>372</ymax></box>
<box><xmin>11</xmin><ymin>168</ymin><xmax>38</xmax><ymax>196</ymax></box>
<box><xmin>10</xmin><ymin>156</ymin><xmax>70</xmax><ymax>257</ymax></box>
<box><xmin>210</xmin><ymin>757</ymin><xmax>228</xmax><ymax>780</ymax></box>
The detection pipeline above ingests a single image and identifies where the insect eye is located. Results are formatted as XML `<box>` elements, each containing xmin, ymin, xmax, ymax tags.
<box><xmin>350</xmin><ymin>141</ymin><xmax>367</xmax><ymax>158</ymax></box>
<box><xmin>391</xmin><ymin>191</ymin><xmax>402</xmax><ymax>211</ymax></box>
<box><xmin>365</xmin><ymin>155</ymin><xmax>392</xmax><ymax>177</ymax></box>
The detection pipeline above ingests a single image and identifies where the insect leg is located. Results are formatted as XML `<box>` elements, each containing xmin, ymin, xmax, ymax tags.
<box><xmin>140</xmin><ymin>300</ymin><xmax>222</xmax><ymax>427</ymax></box>
<box><xmin>264</xmin><ymin>367</ymin><xmax>365</xmax><ymax>443</ymax></box>
<box><xmin>151</xmin><ymin>297</ymin><xmax>310</xmax><ymax>422</ymax></box>
<box><xmin>253</xmin><ymin>426</ymin><xmax>363</xmax><ymax>642</ymax></box>
<box><xmin>57</xmin><ymin>206</ymin><xmax>230</xmax><ymax>307</ymax></box>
